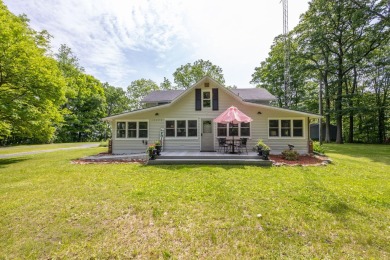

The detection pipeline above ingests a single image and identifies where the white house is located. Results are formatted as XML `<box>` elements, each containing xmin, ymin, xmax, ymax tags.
<box><xmin>103</xmin><ymin>76</ymin><xmax>320</xmax><ymax>154</ymax></box>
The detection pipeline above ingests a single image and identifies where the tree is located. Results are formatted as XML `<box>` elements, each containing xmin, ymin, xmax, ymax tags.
<box><xmin>0</xmin><ymin>2</ymin><xmax>66</xmax><ymax>143</ymax></box>
<box><xmin>251</xmin><ymin>35</ymin><xmax>316</xmax><ymax>111</ymax></box>
<box><xmin>294</xmin><ymin>0</ymin><xmax>389</xmax><ymax>143</ymax></box>
<box><xmin>126</xmin><ymin>79</ymin><xmax>159</xmax><ymax>110</ymax></box>
<box><xmin>103</xmin><ymin>83</ymin><xmax>130</xmax><ymax>117</ymax></box>
<box><xmin>55</xmin><ymin>45</ymin><xmax>106</xmax><ymax>142</ymax></box>
<box><xmin>173</xmin><ymin>59</ymin><xmax>225</xmax><ymax>89</ymax></box>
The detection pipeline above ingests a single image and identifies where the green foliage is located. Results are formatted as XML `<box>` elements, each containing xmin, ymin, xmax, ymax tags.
<box><xmin>256</xmin><ymin>139</ymin><xmax>270</xmax><ymax>151</ymax></box>
<box><xmin>281</xmin><ymin>149</ymin><xmax>300</xmax><ymax>161</ymax></box>
<box><xmin>292</xmin><ymin>0</ymin><xmax>389</xmax><ymax>144</ymax></box>
<box><xmin>313</xmin><ymin>141</ymin><xmax>326</xmax><ymax>154</ymax></box>
<box><xmin>103</xmin><ymin>83</ymin><xmax>130</xmax><ymax>117</ymax></box>
<box><xmin>0</xmin><ymin>3</ymin><xmax>66</xmax><ymax>142</ymax></box>
<box><xmin>173</xmin><ymin>59</ymin><xmax>225</xmax><ymax>89</ymax></box>
<box><xmin>55</xmin><ymin>45</ymin><xmax>107</xmax><ymax>142</ymax></box>
<box><xmin>127</xmin><ymin>79</ymin><xmax>159</xmax><ymax>111</ymax></box>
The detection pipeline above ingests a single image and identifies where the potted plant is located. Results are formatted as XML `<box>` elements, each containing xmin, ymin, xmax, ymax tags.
<box><xmin>256</xmin><ymin>139</ymin><xmax>271</xmax><ymax>160</ymax></box>
<box><xmin>147</xmin><ymin>144</ymin><xmax>156</xmax><ymax>160</ymax></box>
<box><xmin>154</xmin><ymin>140</ymin><xmax>162</xmax><ymax>155</ymax></box>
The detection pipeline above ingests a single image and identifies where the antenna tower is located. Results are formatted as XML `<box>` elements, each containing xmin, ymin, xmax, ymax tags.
<box><xmin>282</xmin><ymin>0</ymin><xmax>290</xmax><ymax>107</ymax></box>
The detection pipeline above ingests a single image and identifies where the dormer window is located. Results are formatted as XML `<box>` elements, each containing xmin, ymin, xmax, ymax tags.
<box><xmin>203</xmin><ymin>91</ymin><xmax>211</xmax><ymax>108</ymax></box>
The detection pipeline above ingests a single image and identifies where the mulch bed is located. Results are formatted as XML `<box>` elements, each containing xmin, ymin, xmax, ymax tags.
<box><xmin>269</xmin><ymin>154</ymin><xmax>330</xmax><ymax>166</ymax></box>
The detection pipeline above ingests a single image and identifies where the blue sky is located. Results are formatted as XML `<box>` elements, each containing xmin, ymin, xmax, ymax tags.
<box><xmin>4</xmin><ymin>0</ymin><xmax>310</xmax><ymax>89</ymax></box>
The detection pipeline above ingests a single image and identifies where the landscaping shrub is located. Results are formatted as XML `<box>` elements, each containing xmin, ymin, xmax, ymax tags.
<box><xmin>313</xmin><ymin>141</ymin><xmax>325</xmax><ymax>154</ymax></box>
<box><xmin>281</xmin><ymin>149</ymin><xmax>300</xmax><ymax>160</ymax></box>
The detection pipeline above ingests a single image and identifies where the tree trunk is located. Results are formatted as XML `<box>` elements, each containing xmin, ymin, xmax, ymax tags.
<box><xmin>335</xmin><ymin>59</ymin><xmax>344</xmax><ymax>144</ymax></box>
<box><xmin>348</xmin><ymin>66</ymin><xmax>358</xmax><ymax>143</ymax></box>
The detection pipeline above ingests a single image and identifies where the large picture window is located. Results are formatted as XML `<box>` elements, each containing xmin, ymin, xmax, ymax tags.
<box><xmin>269</xmin><ymin>119</ymin><xmax>304</xmax><ymax>138</ymax></box>
<box><xmin>217</xmin><ymin>122</ymin><xmax>250</xmax><ymax>137</ymax></box>
<box><xmin>116</xmin><ymin>121</ymin><xmax>148</xmax><ymax>139</ymax></box>
<box><xmin>165</xmin><ymin>120</ymin><xmax>198</xmax><ymax>138</ymax></box>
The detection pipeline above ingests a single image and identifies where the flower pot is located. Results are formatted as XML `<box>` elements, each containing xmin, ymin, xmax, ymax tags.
<box><xmin>155</xmin><ymin>145</ymin><xmax>162</xmax><ymax>155</ymax></box>
<box><xmin>257</xmin><ymin>147</ymin><xmax>263</xmax><ymax>156</ymax></box>
<box><xmin>262</xmin><ymin>150</ymin><xmax>270</xmax><ymax>160</ymax></box>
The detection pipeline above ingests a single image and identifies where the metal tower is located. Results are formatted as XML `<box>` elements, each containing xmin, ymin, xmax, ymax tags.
<box><xmin>282</xmin><ymin>0</ymin><xmax>290</xmax><ymax>107</ymax></box>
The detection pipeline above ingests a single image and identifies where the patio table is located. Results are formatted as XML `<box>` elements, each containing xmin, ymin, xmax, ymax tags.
<box><xmin>226</xmin><ymin>139</ymin><xmax>241</xmax><ymax>154</ymax></box>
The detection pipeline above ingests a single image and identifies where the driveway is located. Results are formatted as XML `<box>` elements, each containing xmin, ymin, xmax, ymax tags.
<box><xmin>0</xmin><ymin>143</ymin><xmax>100</xmax><ymax>159</ymax></box>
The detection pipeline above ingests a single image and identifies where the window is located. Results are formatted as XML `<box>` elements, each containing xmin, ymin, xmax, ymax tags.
<box><xmin>139</xmin><ymin>122</ymin><xmax>148</xmax><ymax>138</ymax></box>
<box><xmin>203</xmin><ymin>91</ymin><xmax>211</xmax><ymax>108</ymax></box>
<box><xmin>165</xmin><ymin>120</ymin><xmax>198</xmax><ymax>138</ymax></box>
<box><xmin>117</xmin><ymin>122</ymin><xmax>126</xmax><ymax>138</ymax></box>
<box><xmin>217</xmin><ymin>123</ymin><xmax>227</xmax><ymax>137</ymax></box>
<box><xmin>116</xmin><ymin>121</ymin><xmax>148</xmax><ymax>139</ymax></box>
<box><xmin>188</xmin><ymin>120</ymin><xmax>198</xmax><ymax>137</ymax></box>
<box><xmin>229</xmin><ymin>123</ymin><xmax>239</xmax><ymax>136</ymax></box>
<box><xmin>166</xmin><ymin>120</ymin><xmax>175</xmax><ymax>137</ymax></box>
<box><xmin>269</xmin><ymin>120</ymin><xmax>279</xmax><ymax>137</ymax></box>
<box><xmin>217</xmin><ymin>122</ymin><xmax>250</xmax><ymax>137</ymax></box>
<box><xmin>240</xmin><ymin>122</ymin><xmax>250</xmax><ymax>137</ymax></box>
<box><xmin>177</xmin><ymin>120</ymin><xmax>186</xmax><ymax>137</ymax></box>
<box><xmin>127</xmin><ymin>122</ymin><xmax>137</xmax><ymax>138</ymax></box>
<box><xmin>281</xmin><ymin>120</ymin><xmax>291</xmax><ymax>137</ymax></box>
<box><xmin>269</xmin><ymin>119</ymin><xmax>304</xmax><ymax>138</ymax></box>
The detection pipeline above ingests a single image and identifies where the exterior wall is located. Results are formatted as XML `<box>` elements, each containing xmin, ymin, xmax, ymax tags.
<box><xmin>110</xmin><ymin>78</ymin><xmax>311</xmax><ymax>155</ymax></box>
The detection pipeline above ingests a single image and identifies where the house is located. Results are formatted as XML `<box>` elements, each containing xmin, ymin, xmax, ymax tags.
<box><xmin>103</xmin><ymin>76</ymin><xmax>321</xmax><ymax>154</ymax></box>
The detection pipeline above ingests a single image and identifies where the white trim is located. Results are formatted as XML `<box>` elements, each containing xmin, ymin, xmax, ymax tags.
<box><xmin>202</xmin><ymin>89</ymin><xmax>212</xmax><ymax>109</ymax></box>
<box><xmin>164</xmin><ymin>118</ymin><xmax>199</xmax><ymax>139</ymax></box>
<box><xmin>216</xmin><ymin>122</ymin><xmax>252</xmax><ymax>139</ymax></box>
<box><xmin>114</xmin><ymin>120</ymin><xmax>150</xmax><ymax>140</ymax></box>
<box><xmin>267</xmin><ymin>118</ymin><xmax>306</xmax><ymax>139</ymax></box>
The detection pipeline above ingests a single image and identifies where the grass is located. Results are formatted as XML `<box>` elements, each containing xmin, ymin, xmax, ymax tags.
<box><xmin>0</xmin><ymin>144</ymin><xmax>389</xmax><ymax>259</ymax></box>
<box><xmin>0</xmin><ymin>142</ymin><xmax>99</xmax><ymax>155</ymax></box>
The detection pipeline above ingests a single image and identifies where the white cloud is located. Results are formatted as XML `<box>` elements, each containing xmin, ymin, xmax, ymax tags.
<box><xmin>4</xmin><ymin>0</ymin><xmax>309</xmax><ymax>88</ymax></box>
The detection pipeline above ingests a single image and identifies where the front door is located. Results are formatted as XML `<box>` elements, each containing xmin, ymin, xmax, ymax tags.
<box><xmin>201</xmin><ymin>119</ymin><xmax>214</xmax><ymax>151</ymax></box>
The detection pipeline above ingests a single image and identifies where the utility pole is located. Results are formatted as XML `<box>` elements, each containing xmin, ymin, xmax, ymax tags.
<box><xmin>282</xmin><ymin>0</ymin><xmax>290</xmax><ymax>108</ymax></box>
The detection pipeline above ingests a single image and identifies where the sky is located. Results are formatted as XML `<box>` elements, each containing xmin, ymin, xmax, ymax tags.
<box><xmin>4</xmin><ymin>0</ymin><xmax>310</xmax><ymax>89</ymax></box>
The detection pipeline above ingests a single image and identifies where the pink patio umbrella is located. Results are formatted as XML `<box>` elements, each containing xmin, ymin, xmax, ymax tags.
<box><xmin>213</xmin><ymin>106</ymin><xmax>253</xmax><ymax>153</ymax></box>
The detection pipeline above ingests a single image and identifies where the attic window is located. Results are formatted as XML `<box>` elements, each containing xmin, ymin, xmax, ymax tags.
<box><xmin>203</xmin><ymin>91</ymin><xmax>211</xmax><ymax>108</ymax></box>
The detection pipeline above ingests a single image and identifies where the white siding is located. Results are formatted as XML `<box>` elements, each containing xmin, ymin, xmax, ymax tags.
<box><xmin>110</xmin><ymin>78</ymin><xmax>312</xmax><ymax>154</ymax></box>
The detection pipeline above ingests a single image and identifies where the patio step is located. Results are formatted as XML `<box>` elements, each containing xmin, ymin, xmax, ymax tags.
<box><xmin>147</xmin><ymin>158</ymin><xmax>272</xmax><ymax>166</ymax></box>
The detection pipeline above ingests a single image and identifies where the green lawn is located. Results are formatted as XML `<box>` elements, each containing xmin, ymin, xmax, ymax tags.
<box><xmin>0</xmin><ymin>144</ymin><xmax>389</xmax><ymax>259</ymax></box>
<box><xmin>0</xmin><ymin>142</ymin><xmax>99</xmax><ymax>155</ymax></box>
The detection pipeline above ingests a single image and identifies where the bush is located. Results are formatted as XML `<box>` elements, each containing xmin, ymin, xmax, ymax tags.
<box><xmin>281</xmin><ymin>149</ymin><xmax>300</xmax><ymax>161</ymax></box>
<box><xmin>313</xmin><ymin>141</ymin><xmax>325</xmax><ymax>154</ymax></box>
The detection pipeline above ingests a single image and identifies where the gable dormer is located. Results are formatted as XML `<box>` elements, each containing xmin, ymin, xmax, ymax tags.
<box><xmin>195</xmin><ymin>81</ymin><xmax>219</xmax><ymax>111</ymax></box>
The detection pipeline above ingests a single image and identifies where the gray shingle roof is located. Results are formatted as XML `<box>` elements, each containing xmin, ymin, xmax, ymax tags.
<box><xmin>141</xmin><ymin>88</ymin><xmax>275</xmax><ymax>103</ymax></box>
<box><xmin>230</xmin><ymin>88</ymin><xmax>276</xmax><ymax>101</ymax></box>
<box><xmin>141</xmin><ymin>90</ymin><xmax>184</xmax><ymax>103</ymax></box>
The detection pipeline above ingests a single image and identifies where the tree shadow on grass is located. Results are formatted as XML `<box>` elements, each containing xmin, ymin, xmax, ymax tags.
<box><xmin>0</xmin><ymin>157</ymin><xmax>29</xmax><ymax>169</ymax></box>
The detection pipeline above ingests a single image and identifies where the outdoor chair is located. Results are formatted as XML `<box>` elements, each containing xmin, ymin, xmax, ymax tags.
<box><xmin>218</xmin><ymin>138</ymin><xmax>228</xmax><ymax>153</ymax></box>
<box><xmin>237</xmin><ymin>138</ymin><xmax>248</xmax><ymax>154</ymax></box>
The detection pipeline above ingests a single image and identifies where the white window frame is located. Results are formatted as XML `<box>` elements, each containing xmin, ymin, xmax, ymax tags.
<box><xmin>216</xmin><ymin>122</ymin><xmax>251</xmax><ymax>138</ymax></box>
<box><xmin>268</xmin><ymin>118</ymin><xmax>305</xmax><ymax>139</ymax></box>
<box><xmin>115</xmin><ymin>120</ymin><xmax>149</xmax><ymax>139</ymax></box>
<box><xmin>165</xmin><ymin>119</ymin><xmax>199</xmax><ymax>139</ymax></box>
<box><xmin>202</xmin><ymin>90</ymin><xmax>212</xmax><ymax>109</ymax></box>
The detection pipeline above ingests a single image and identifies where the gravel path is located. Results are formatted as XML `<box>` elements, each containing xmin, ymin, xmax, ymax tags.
<box><xmin>0</xmin><ymin>143</ymin><xmax>100</xmax><ymax>159</ymax></box>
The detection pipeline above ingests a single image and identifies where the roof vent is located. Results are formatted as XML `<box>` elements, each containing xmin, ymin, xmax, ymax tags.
<box><xmin>204</xmin><ymin>83</ymin><xmax>209</xmax><ymax>88</ymax></box>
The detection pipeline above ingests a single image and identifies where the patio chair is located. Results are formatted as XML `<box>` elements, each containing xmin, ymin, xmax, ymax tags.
<box><xmin>237</xmin><ymin>138</ymin><xmax>248</xmax><ymax>154</ymax></box>
<box><xmin>218</xmin><ymin>138</ymin><xmax>228</xmax><ymax>153</ymax></box>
